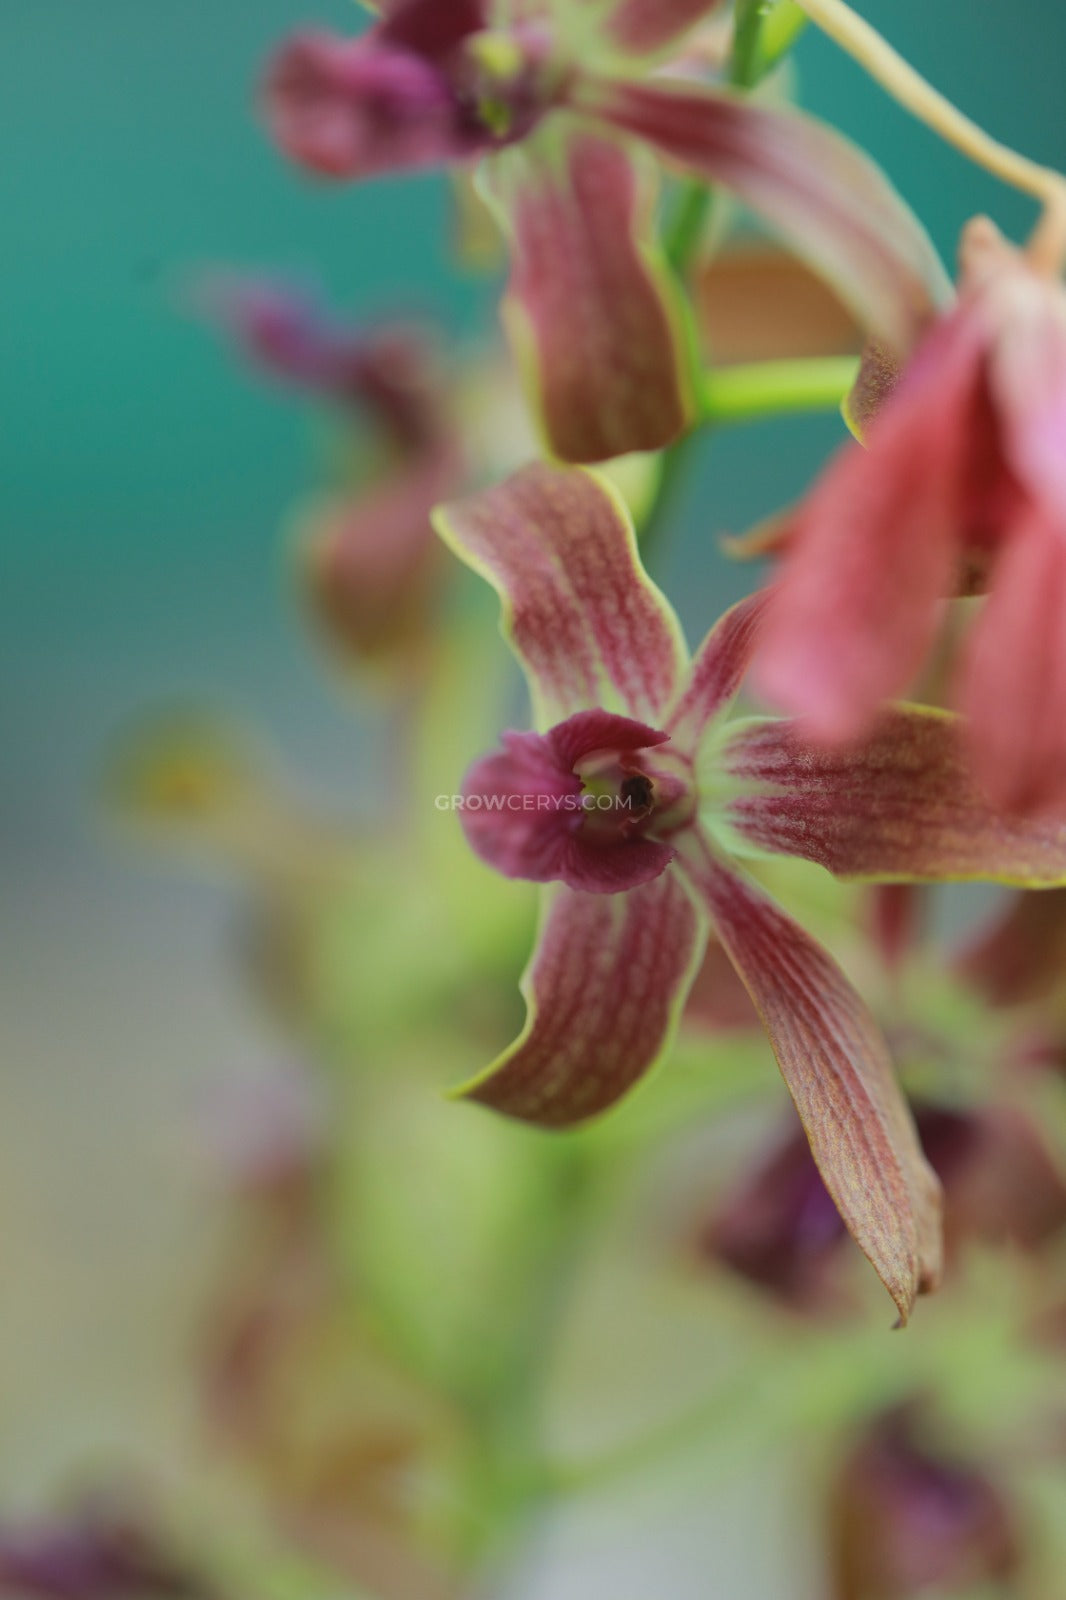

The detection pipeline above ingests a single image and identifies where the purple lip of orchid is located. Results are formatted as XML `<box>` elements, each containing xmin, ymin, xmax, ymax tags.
<box><xmin>460</xmin><ymin>709</ymin><xmax>695</xmax><ymax>894</ymax></box>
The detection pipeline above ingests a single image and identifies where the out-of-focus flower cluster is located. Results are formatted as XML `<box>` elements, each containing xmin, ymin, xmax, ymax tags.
<box><xmin>16</xmin><ymin>3</ymin><xmax>1066</xmax><ymax>1598</ymax></box>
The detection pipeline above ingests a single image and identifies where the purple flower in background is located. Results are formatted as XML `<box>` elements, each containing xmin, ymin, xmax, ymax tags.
<box><xmin>261</xmin><ymin>0</ymin><xmax>949</xmax><ymax>460</ymax></box>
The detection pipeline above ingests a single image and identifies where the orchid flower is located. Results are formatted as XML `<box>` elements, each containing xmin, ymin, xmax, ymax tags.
<box><xmin>434</xmin><ymin>462</ymin><xmax>1066</xmax><ymax>1319</ymax></box>
<box><xmin>829</xmin><ymin>1404</ymin><xmax>1020</xmax><ymax>1600</ymax></box>
<box><xmin>263</xmin><ymin>0</ymin><xmax>949</xmax><ymax>462</ymax></box>
<box><xmin>207</xmin><ymin>280</ymin><xmax>459</xmax><ymax>662</ymax></box>
<box><xmin>756</xmin><ymin>217</ymin><xmax>1066</xmax><ymax>816</ymax></box>
<box><xmin>704</xmin><ymin>1100</ymin><xmax>1066</xmax><ymax>1310</ymax></box>
<box><xmin>0</xmin><ymin>1511</ymin><xmax>215</xmax><ymax>1600</ymax></box>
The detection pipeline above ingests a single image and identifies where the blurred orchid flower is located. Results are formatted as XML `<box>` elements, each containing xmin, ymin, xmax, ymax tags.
<box><xmin>956</xmin><ymin>885</ymin><xmax>1066</xmax><ymax>1010</ymax></box>
<box><xmin>829</xmin><ymin>1404</ymin><xmax>1020</xmax><ymax>1600</ymax></box>
<box><xmin>262</xmin><ymin>0</ymin><xmax>948</xmax><ymax>461</ymax></box>
<box><xmin>434</xmin><ymin>463</ymin><xmax>1066</xmax><ymax>1317</ymax></box>
<box><xmin>206</xmin><ymin>279</ymin><xmax>460</xmax><ymax>664</ymax></box>
<box><xmin>0</xmin><ymin>1509</ymin><xmax>217</xmax><ymax>1600</ymax></box>
<box><xmin>703</xmin><ymin>1099</ymin><xmax>1066</xmax><ymax>1311</ymax></box>
<box><xmin>756</xmin><ymin>217</ymin><xmax>1066</xmax><ymax>816</ymax></box>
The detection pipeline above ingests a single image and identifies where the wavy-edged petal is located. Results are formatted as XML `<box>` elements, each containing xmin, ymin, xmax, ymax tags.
<box><xmin>960</xmin><ymin>509</ymin><xmax>1066</xmax><ymax>816</ymax></box>
<box><xmin>721</xmin><ymin>707</ymin><xmax>1066</xmax><ymax>885</ymax></box>
<box><xmin>433</xmin><ymin>462</ymin><xmax>689</xmax><ymax>728</ymax></box>
<box><xmin>606</xmin><ymin>0</ymin><xmax>726</xmax><ymax>57</ymax></box>
<box><xmin>579</xmin><ymin>78</ymin><xmax>951</xmax><ymax>354</ymax></box>
<box><xmin>675</xmin><ymin>830</ymin><xmax>941</xmax><ymax>1321</ymax></box>
<box><xmin>666</xmin><ymin>590</ymin><xmax>767</xmax><ymax>755</ymax></box>
<box><xmin>482</xmin><ymin>121</ymin><xmax>695</xmax><ymax>461</ymax></box>
<box><xmin>455</xmin><ymin>873</ymin><xmax>705</xmax><ymax>1126</ymax></box>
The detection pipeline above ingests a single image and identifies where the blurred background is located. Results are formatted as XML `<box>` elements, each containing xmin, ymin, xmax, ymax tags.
<box><xmin>4</xmin><ymin>3</ymin><xmax>1066</xmax><ymax>1595</ymax></box>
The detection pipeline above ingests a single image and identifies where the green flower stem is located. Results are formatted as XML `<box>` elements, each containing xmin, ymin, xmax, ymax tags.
<box><xmin>698</xmin><ymin>355</ymin><xmax>858</xmax><ymax>425</ymax></box>
<box><xmin>733</xmin><ymin>0</ymin><xmax>808</xmax><ymax>88</ymax></box>
<box><xmin>665</xmin><ymin>180</ymin><xmax>713</xmax><ymax>278</ymax></box>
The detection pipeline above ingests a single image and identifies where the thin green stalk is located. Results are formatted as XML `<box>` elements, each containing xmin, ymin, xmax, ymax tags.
<box><xmin>699</xmin><ymin>355</ymin><xmax>858</xmax><ymax>424</ymax></box>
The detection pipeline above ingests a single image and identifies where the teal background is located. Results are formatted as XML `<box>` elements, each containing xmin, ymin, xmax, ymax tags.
<box><xmin>5</xmin><ymin>1</ymin><xmax>1065</xmax><ymax>854</ymax></box>
<box><xmin>2</xmin><ymin>0</ymin><xmax>1065</xmax><ymax>1525</ymax></box>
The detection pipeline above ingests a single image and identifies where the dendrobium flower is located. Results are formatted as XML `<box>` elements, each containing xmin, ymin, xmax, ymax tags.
<box><xmin>702</xmin><ymin>1100</ymin><xmax>1066</xmax><ymax>1310</ymax></box>
<box><xmin>206</xmin><ymin>280</ymin><xmax>458</xmax><ymax>662</ymax></box>
<box><xmin>756</xmin><ymin>217</ymin><xmax>1066</xmax><ymax>816</ymax></box>
<box><xmin>263</xmin><ymin>0</ymin><xmax>949</xmax><ymax>461</ymax></box>
<box><xmin>829</xmin><ymin>1404</ymin><xmax>1020</xmax><ymax>1600</ymax></box>
<box><xmin>435</xmin><ymin>462</ymin><xmax>1066</xmax><ymax>1319</ymax></box>
<box><xmin>0</xmin><ymin>1510</ymin><xmax>217</xmax><ymax>1600</ymax></box>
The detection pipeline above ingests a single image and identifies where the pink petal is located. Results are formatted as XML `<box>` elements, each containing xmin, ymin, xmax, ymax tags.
<box><xmin>665</xmin><ymin>590</ymin><xmax>767</xmax><ymax>755</ymax></box>
<box><xmin>960</xmin><ymin>509</ymin><xmax>1066</xmax><ymax>816</ymax></box>
<box><xmin>455</xmin><ymin>873</ymin><xmax>705</xmax><ymax>1126</ymax></box>
<box><xmin>434</xmin><ymin>462</ymin><xmax>688</xmax><ymax>728</ymax></box>
<box><xmin>753</xmin><ymin>313</ymin><xmax>983</xmax><ymax>741</ymax></box>
<box><xmin>722</xmin><ymin>706</ymin><xmax>1066</xmax><ymax>883</ymax></box>
<box><xmin>263</xmin><ymin>32</ymin><xmax>483</xmax><ymax>179</ymax></box>
<box><xmin>581</xmin><ymin>79</ymin><xmax>951</xmax><ymax>354</ymax></box>
<box><xmin>985</xmin><ymin>262</ymin><xmax>1066</xmax><ymax>515</ymax></box>
<box><xmin>606</xmin><ymin>0</ymin><xmax>726</xmax><ymax>57</ymax></box>
<box><xmin>675</xmin><ymin>831</ymin><xmax>941</xmax><ymax>1321</ymax></box>
<box><xmin>485</xmin><ymin>124</ymin><xmax>694</xmax><ymax>461</ymax></box>
<box><xmin>459</xmin><ymin>714</ymin><xmax>676</xmax><ymax>892</ymax></box>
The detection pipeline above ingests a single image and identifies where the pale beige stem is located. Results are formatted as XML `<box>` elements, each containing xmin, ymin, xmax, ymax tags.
<box><xmin>793</xmin><ymin>0</ymin><xmax>1066</xmax><ymax>268</ymax></box>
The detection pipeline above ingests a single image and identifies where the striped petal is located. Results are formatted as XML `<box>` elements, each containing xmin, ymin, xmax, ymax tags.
<box><xmin>606</xmin><ymin>0</ymin><xmax>726</xmax><ymax>57</ymax></box>
<box><xmin>482</xmin><ymin>121</ymin><xmax>695</xmax><ymax>462</ymax></box>
<box><xmin>433</xmin><ymin>462</ymin><xmax>689</xmax><ymax>728</ymax></box>
<box><xmin>721</xmin><ymin>707</ymin><xmax>1066</xmax><ymax>885</ymax></box>
<box><xmin>580</xmin><ymin>78</ymin><xmax>950</xmax><ymax>355</ymax></box>
<box><xmin>453</xmin><ymin>872</ymin><xmax>705</xmax><ymax>1127</ymax></box>
<box><xmin>675</xmin><ymin>830</ymin><xmax>942</xmax><ymax>1321</ymax></box>
<box><xmin>666</xmin><ymin>590</ymin><xmax>767</xmax><ymax>755</ymax></box>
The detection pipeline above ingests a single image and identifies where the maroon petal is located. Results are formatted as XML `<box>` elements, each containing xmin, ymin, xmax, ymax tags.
<box><xmin>434</xmin><ymin>463</ymin><xmax>688</xmax><ymax>727</ymax></box>
<box><xmin>676</xmin><ymin>831</ymin><xmax>941</xmax><ymax>1321</ymax></box>
<box><xmin>263</xmin><ymin>32</ymin><xmax>485</xmax><ymax>179</ymax></box>
<box><xmin>960</xmin><ymin>508</ymin><xmax>1066</xmax><ymax>816</ymax></box>
<box><xmin>580</xmin><ymin>78</ymin><xmax>950</xmax><ymax>353</ymax></box>
<box><xmin>485</xmin><ymin>123</ymin><xmax>694</xmax><ymax>461</ymax></box>
<box><xmin>606</xmin><ymin>0</ymin><xmax>726</xmax><ymax>57</ymax></box>
<box><xmin>665</xmin><ymin>590</ymin><xmax>767</xmax><ymax>754</ymax></box>
<box><xmin>722</xmin><ymin>707</ymin><xmax>1066</xmax><ymax>884</ymax></box>
<box><xmin>377</xmin><ymin>0</ymin><xmax>489</xmax><ymax>61</ymax></box>
<box><xmin>454</xmin><ymin>873</ymin><xmax>705</xmax><ymax>1126</ymax></box>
